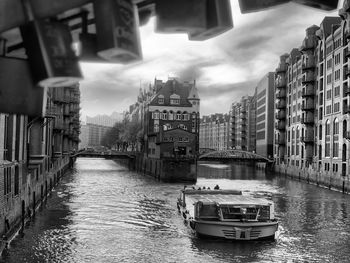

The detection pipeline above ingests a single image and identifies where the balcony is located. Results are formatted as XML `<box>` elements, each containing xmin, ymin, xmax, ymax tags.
<box><xmin>300</xmin><ymin>38</ymin><xmax>316</xmax><ymax>51</ymax></box>
<box><xmin>344</xmin><ymin>83</ymin><xmax>350</xmax><ymax>97</ymax></box>
<box><xmin>301</xmin><ymin>115</ymin><xmax>314</xmax><ymax>124</ymax></box>
<box><xmin>343</xmin><ymin>105</ymin><xmax>350</xmax><ymax>114</ymax></box>
<box><xmin>301</xmin><ymin>101</ymin><xmax>315</xmax><ymax>111</ymax></box>
<box><xmin>276</xmin><ymin>89</ymin><xmax>286</xmax><ymax>99</ymax></box>
<box><xmin>275</xmin><ymin>120</ymin><xmax>286</xmax><ymax>130</ymax></box>
<box><xmin>301</xmin><ymin>60</ymin><xmax>315</xmax><ymax>71</ymax></box>
<box><xmin>344</xmin><ymin>49</ymin><xmax>350</xmax><ymax>59</ymax></box>
<box><xmin>276</xmin><ymin>64</ymin><xmax>287</xmax><ymax>73</ymax></box>
<box><xmin>301</xmin><ymin>73</ymin><xmax>315</xmax><ymax>84</ymax></box>
<box><xmin>240</xmin><ymin>114</ymin><xmax>246</xmax><ymax>120</ymax></box>
<box><xmin>301</xmin><ymin>85</ymin><xmax>315</xmax><ymax>97</ymax></box>
<box><xmin>275</xmin><ymin>79</ymin><xmax>286</xmax><ymax>88</ymax></box>
<box><xmin>300</xmin><ymin>135</ymin><xmax>314</xmax><ymax>144</ymax></box>
<box><xmin>275</xmin><ymin>111</ymin><xmax>286</xmax><ymax>120</ymax></box>
<box><xmin>275</xmin><ymin>137</ymin><xmax>286</xmax><ymax>145</ymax></box>
<box><xmin>276</xmin><ymin>100</ymin><xmax>286</xmax><ymax>109</ymax></box>
<box><xmin>344</xmin><ymin>67</ymin><xmax>350</xmax><ymax>78</ymax></box>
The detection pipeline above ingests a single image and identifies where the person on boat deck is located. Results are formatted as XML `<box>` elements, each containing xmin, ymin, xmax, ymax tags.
<box><xmin>214</xmin><ymin>185</ymin><xmax>220</xmax><ymax>190</ymax></box>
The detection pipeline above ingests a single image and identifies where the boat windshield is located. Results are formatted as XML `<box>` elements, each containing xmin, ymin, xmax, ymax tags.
<box><xmin>196</xmin><ymin>202</ymin><xmax>219</xmax><ymax>220</ymax></box>
<box><xmin>219</xmin><ymin>205</ymin><xmax>270</xmax><ymax>221</ymax></box>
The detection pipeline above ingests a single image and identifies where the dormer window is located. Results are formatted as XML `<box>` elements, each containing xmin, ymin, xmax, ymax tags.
<box><xmin>170</xmin><ymin>93</ymin><xmax>180</xmax><ymax>105</ymax></box>
<box><xmin>158</xmin><ymin>95</ymin><xmax>164</xmax><ymax>104</ymax></box>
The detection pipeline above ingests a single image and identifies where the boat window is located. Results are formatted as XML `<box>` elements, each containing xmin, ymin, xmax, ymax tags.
<box><xmin>197</xmin><ymin>203</ymin><xmax>218</xmax><ymax>219</ymax></box>
<box><xmin>258</xmin><ymin>206</ymin><xmax>270</xmax><ymax>220</ymax></box>
<box><xmin>221</xmin><ymin>206</ymin><xmax>241</xmax><ymax>220</ymax></box>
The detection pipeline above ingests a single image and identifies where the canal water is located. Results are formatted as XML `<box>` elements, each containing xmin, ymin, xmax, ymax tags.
<box><xmin>2</xmin><ymin>158</ymin><xmax>350</xmax><ymax>263</ymax></box>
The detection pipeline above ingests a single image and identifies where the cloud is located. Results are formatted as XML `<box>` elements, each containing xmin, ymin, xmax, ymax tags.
<box><xmin>80</xmin><ymin>0</ymin><xmax>341</xmax><ymax>117</ymax></box>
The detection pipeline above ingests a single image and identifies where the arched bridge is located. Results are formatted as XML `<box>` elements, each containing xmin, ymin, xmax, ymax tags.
<box><xmin>198</xmin><ymin>149</ymin><xmax>274</xmax><ymax>163</ymax></box>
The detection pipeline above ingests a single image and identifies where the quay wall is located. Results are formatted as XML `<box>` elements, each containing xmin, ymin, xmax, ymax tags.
<box><xmin>0</xmin><ymin>156</ymin><xmax>72</xmax><ymax>253</ymax></box>
<box><xmin>115</xmin><ymin>155</ymin><xmax>197</xmax><ymax>182</ymax></box>
<box><xmin>274</xmin><ymin>164</ymin><xmax>350</xmax><ymax>194</ymax></box>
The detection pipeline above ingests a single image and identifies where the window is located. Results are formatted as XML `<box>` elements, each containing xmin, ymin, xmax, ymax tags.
<box><xmin>326</xmin><ymin>105</ymin><xmax>332</xmax><ymax>114</ymax></box>
<box><xmin>334</xmin><ymin>69</ymin><xmax>340</xmax><ymax>81</ymax></box>
<box><xmin>152</xmin><ymin>111</ymin><xmax>159</xmax><ymax>119</ymax></box>
<box><xmin>326</xmin><ymin>58</ymin><xmax>332</xmax><ymax>69</ymax></box>
<box><xmin>334</xmin><ymin>86</ymin><xmax>340</xmax><ymax>97</ymax></box>
<box><xmin>158</xmin><ymin>95</ymin><xmax>164</xmax><ymax>104</ymax></box>
<box><xmin>14</xmin><ymin>166</ymin><xmax>19</xmax><ymax>196</ymax></box>
<box><xmin>326</xmin><ymin>74</ymin><xmax>332</xmax><ymax>84</ymax></box>
<box><xmin>161</xmin><ymin>112</ymin><xmax>167</xmax><ymax>120</ymax></box>
<box><xmin>326</xmin><ymin>89</ymin><xmax>332</xmax><ymax>100</ymax></box>
<box><xmin>183</xmin><ymin>113</ymin><xmax>189</xmax><ymax>121</ymax></box>
<box><xmin>333</xmin><ymin>142</ymin><xmax>339</xmax><ymax>157</ymax></box>
<box><xmin>176</xmin><ymin>112</ymin><xmax>182</xmax><ymax>120</ymax></box>
<box><xmin>168</xmin><ymin>111</ymin><xmax>174</xmax><ymax>120</ymax></box>
<box><xmin>334</xmin><ymin>118</ymin><xmax>339</xmax><ymax>135</ymax></box>
<box><xmin>4</xmin><ymin>167</ymin><xmax>11</xmax><ymax>195</ymax></box>
<box><xmin>319</xmin><ymin>125</ymin><xmax>322</xmax><ymax>140</ymax></box>
<box><xmin>325</xmin><ymin>120</ymin><xmax>330</xmax><ymax>136</ymax></box>
<box><xmin>334</xmin><ymin>53</ymin><xmax>341</xmax><ymax>65</ymax></box>
<box><xmin>154</xmin><ymin>124</ymin><xmax>159</xmax><ymax>133</ymax></box>
<box><xmin>170</xmin><ymin>99</ymin><xmax>180</xmax><ymax>105</ymax></box>
<box><xmin>334</xmin><ymin>102</ymin><xmax>340</xmax><ymax>113</ymax></box>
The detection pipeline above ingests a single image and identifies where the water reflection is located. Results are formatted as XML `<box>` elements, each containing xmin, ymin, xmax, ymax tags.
<box><xmin>2</xmin><ymin>159</ymin><xmax>350</xmax><ymax>263</ymax></box>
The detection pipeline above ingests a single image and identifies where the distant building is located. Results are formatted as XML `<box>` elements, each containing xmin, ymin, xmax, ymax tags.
<box><xmin>79</xmin><ymin>123</ymin><xmax>111</xmax><ymax>149</ymax></box>
<box><xmin>256</xmin><ymin>72</ymin><xmax>275</xmax><ymax>158</ymax></box>
<box><xmin>230</xmin><ymin>95</ymin><xmax>256</xmax><ymax>152</ymax></box>
<box><xmin>199</xmin><ymin>114</ymin><xmax>230</xmax><ymax>150</ymax></box>
<box><xmin>86</xmin><ymin>112</ymin><xmax>123</xmax><ymax>127</ymax></box>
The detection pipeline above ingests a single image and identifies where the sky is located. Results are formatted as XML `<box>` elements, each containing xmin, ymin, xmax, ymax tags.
<box><xmin>79</xmin><ymin>0</ymin><xmax>342</xmax><ymax>118</ymax></box>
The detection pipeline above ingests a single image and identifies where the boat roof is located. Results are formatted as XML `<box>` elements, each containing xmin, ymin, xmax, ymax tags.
<box><xmin>184</xmin><ymin>192</ymin><xmax>273</xmax><ymax>206</ymax></box>
<box><xmin>182</xmin><ymin>189</ymin><xmax>242</xmax><ymax>195</ymax></box>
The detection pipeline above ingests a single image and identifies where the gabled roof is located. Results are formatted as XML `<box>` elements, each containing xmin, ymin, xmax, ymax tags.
<box><xmin>149</xmin><ymin>79</ymin><xmax>197</xmax><ymax>107</ymax></box>
<box><xmin>188</xmin><ymin>84</ymin><xmax>200</xmax><ymax>100</ymax></box>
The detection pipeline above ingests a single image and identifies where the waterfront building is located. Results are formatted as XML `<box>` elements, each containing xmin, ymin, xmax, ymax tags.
<box><xmin>274</xmin><ymin>8</ymin><xmax>350</xmax><ymax>191</ymax></box>
<box><xmin>0</xmin><ymin>84</ymin><xmax>81</xmax><ymax>241</ymax></box>
<box><xmin>199</xmin><ymin>114</ymin><xmax>230</xmax><ymax>151</ymax></box>
<box><xmin>256</xmin><ymin>72</ymin><xmax>275</xmax><ymax>158</ymax></box>
<box><xmin>230</xmin><ymin>95</ymin><xmax>256</xmax><ymax>152</ymax></box>
<box><xmin>145</xmin><ymin>78</ymin><xmax>200</xmax><ymax>158</ymax></box>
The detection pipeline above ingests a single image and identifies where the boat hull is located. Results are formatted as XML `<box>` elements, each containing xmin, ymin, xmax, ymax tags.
<box><xmin>190</xmin><ymin>220</ymin><xmax>278</xmax><ymax>240</ymax></box>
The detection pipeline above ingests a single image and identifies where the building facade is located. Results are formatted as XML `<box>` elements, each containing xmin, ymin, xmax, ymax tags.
<box><xmin>256</xmin><ymin>72</ymin><xmax>275</xmax><ymax>158</ymax></box>
<box><xmin>86</xmin><ymin>112</ymin><xmax>123</xmax><ymax>127</ymax></box>
<box><xmin>274</xmin><ymin>5</ymin><xmax>350</xmax><ymax>191</ymax></box>
<box><xmin>79</xmin><ymin>123</ymin><xmax>112</xmax><ymax>149</ymax></box>
<box><xmin>230</xmin><ymin>95</ymin><xmax>256</xmax><ymax>152</ymax></box>
<box><xmin>144</xmin><ymin>78</ymin><xmax>200</xmax><ymax>158</ymax></box>
<box><xmin>0</xmin><ymin>84</ymin><xmax>80</xmax><ymax>243</ymax></box>
<box><xmin>199</xmin><ymin>114</ymin><xmax>230</xmax><ymax>151</ymax></box>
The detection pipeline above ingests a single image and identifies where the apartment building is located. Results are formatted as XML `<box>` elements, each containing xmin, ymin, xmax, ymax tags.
<box><xmin>274</xmin><ymin>10</ymin><xmax>350</xmax><ymax>190</ymax></box>
<box><xmin>256</xmin><ymin>72</ymin><xmax>275</xmax><ymax>158</ymax></box>
<box><xmin>230</xmin><ymin>95</ymin><xmax>256</xmax><ymax>152</ymax></box>
<box><xmin>199</xmin><ymin>114</ymin><xmax>230</xmax><ymax>151</ymax></box>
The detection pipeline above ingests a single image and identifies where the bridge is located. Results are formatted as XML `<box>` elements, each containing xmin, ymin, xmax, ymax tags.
<box><xmin>198</xmin><ymin>149</ymin><xmax>274</xmax><ymax>163</ymax></box>
<box><xmin>71</xmin><ymin>151</ymin><xmax>135</xmax><ymax>159</ymax></box>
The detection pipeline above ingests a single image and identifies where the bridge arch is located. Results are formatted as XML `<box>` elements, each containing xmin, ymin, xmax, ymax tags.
<box><xmin>198</xmin><ymin>149</ymin><xmax>273</xmax><ymax>163</ymax></box>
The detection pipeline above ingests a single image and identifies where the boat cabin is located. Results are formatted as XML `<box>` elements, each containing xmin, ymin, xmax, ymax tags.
<box><xmin>178</xmin><ymin>189</ymin><xmax>274</xmax><ymax>222</ymax></box>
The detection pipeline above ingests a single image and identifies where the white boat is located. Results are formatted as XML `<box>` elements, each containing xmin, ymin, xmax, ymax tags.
<box><xmin>177</xmin><ymin>188</ymin><xmax>278</xmax><ymax>240</ymax></box>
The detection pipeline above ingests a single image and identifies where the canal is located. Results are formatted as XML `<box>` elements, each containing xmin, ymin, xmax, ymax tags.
<box><xmin>1</xmin><ymin>158</ymin><xmax>350</xmax><ymax>263</ymax></box>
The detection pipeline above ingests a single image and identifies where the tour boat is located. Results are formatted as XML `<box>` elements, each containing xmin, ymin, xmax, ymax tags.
<box><xmin>177</xmin><ymin>188</ymin><xmax>278</xmax><ymax>240</ymax></box>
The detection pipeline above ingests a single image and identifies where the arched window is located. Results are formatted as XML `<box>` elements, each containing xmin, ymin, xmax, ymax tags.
<box><xmin>183</xmin><ymin>111</ymin><xmax>189</xmax><ymax>121</ymax></box>
<box><xmin>333</xmin><ymin>118</ymin><xmax>339</xmax><ymax>135</ymax></box>
<box><xmin>152</xmin><ymin>110</ymin><xmax>159</xmax><ymax>120</ymax></box>
<box><xmin>343</xmin><ymin>120</ymin><xmax>347</xmax><ymax>138</ymax></box>
<box><xmin>161</xmin><ymin>110</ymin><xmax>168</xmax><ymax>120</ymax></box>
<box><xmin>176</xmin><ymin>111</ymin><xmax>182</xmax><ymax>120</ymax></box>
<box><xmin>325</xmin><ymin>119</ymin><xmax>330</xmax><ymax>136</ymax></box>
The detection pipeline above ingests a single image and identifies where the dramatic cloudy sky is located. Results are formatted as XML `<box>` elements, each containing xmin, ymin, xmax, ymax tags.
<box><xmin>80</xmin><ymin>0</ymin><xmax>342</xmax><ymax>118</ymax></box>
